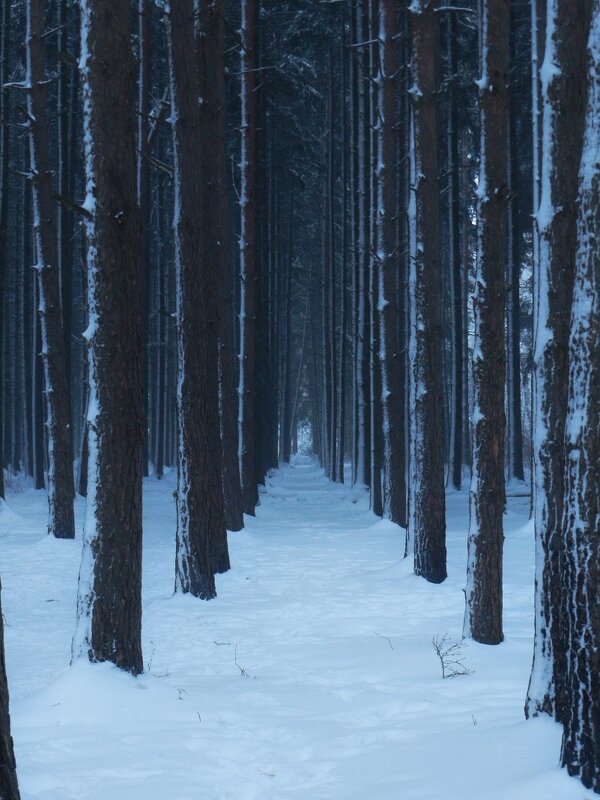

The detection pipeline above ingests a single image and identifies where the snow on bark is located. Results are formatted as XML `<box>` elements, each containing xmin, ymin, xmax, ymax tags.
<box><xmin>560</xmin><ymin>6</ymin><xmax>600</xmax><ymax>788</ymax></box>
<box><xmin>73</xmin><ymin>0</ymin><xmax>144</xmax><ymax>675</ymax></box>
<box><xmin>25</xmin><ymin>0</ymin><xmax>75</xmax><ymax>540</ymax></box>
<box><xmin>167</xmin><ymin>0</ymin><xmax>227</xmax><ymax>598</ymax></box>
<box><xmin>377</xmin><ymin>0</ymin><xmax>403</xmax><ymax>525</ymax></box>
<box><xmin>463</xmin><ymin>0</ymin><xmax>508</xmax><ymax>644</ymax></box>
<box><xmin>354</xmin><ymin>0</ymin><xmax>368</xmax><ymax>487</ymax></box>
<box><xmin>526</xmin><ymin>0</ymin><xmax>592</xmax><ymax>719</ymax></box>
<box><xmin>407</xmin><ymin>0</ymin><xmax>446</xmax><ymax>582</ymax></box>
<box><xmin>238</xmin><ymin>0</ymin><xmax>258</xmax><ymax>515</ymax></box>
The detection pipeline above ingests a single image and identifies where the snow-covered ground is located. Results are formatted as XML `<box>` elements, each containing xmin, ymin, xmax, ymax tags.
<box><xmin>0</xmin><ymin>458</ymin><xmax>592</xmax><ymax>800</ymax></box>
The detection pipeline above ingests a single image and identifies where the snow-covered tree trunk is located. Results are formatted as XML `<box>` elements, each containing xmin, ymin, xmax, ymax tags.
<box><xmin>463</xmin><ymin>0</ymin><xmax>509</xmax><ymax>644</ymax></box>
<box><xmin>198</xmin><ymin>0</ymin><xmax>244</xmax><ymax>533</ymax></box>
<box><xmin>560</xmin><ymin>10</ymin><xmax>600</xmax><ymax>786</ymax></box>
<box><xmin>407</xmin><ymin>0</ymin><xmax>446</xmax><ymax>582</ymax></box>
<box><xmin>56</xmin><ymin>0</ymin><xmax>72</xmax><ymax>407</ymax></box>
<box><xmin>0</xmin><ymin>578</ymin><xmax>19</xmax><ymax>800</ymax></box>
<box><xmin>26</xmin><ymin>0</ymin><xmax>75</xmax><ymax>539</ymax></box>
<box><xmin>337</xmin><ymin>7</ymin><xmax>349</xmax><ymax>485</ymax></box>
<box><xmin>377</xmin><ymin>0</ymin><xmax>402</xmax><ymax>524</ymax></box>
<box><xmin>328</xmin><ymin>53</ymin><xmax>338</xmax><ymax>483</ymax></box>
<box><xmin>354</xmin><ymin>0</ymin><xmax>370</xmax><ymax>487</ymax></box>
<box><xmin>506</xmin><ymin>28</ymin><xmax>524</xmax><ymax>484</ymax></box>
<box><xmin>368</xmin><ymin>0</ymin><xmax>382</xmax><ymax>516</ymax></box>
<box><xmin>167</xmin><ymin>0</ymin><xmax>228</xmax><ymax>595</ymax></box>
<box><xmin>137</xmin><ymin>0</ymin><xmax>150</xmax><ymax>478</ymax></box>
<box><xmin>525</xmin><ymin>0</ymin><xmax>592</xmax><ymax>717</ymax></box>
<box><xmin>239</xmin><ymin>0</ymin><xmax>258</xmax><ymax>515</ymax></box>
<box><xmin>72</xmin><ymin>0</ymin><xmax>144</xmax><ymax>674</ymax></box>
<box><xmin>446</xmin><ymin>11</ymin><xmax>464</xmax><ymax>492</ymax></box>
<box><xmin>0</xmin><ymin>0</ymin><xmax>9</xmax><ymax>501</ymax></box>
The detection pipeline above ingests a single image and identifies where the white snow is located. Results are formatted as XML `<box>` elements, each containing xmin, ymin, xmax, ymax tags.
<box><xmin>1</xmin><ymin>460</ymin><xmax>593</xmax><ymax>800</ymax></box>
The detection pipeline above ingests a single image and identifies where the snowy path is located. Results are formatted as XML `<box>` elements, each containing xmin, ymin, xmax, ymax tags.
<box><xmin>1</xmin><ymin>460</ymin><xmax>592</xmax><ymax>799</ymax></box>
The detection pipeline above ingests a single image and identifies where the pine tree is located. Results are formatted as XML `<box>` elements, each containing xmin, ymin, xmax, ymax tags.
<box><xmin>167</xmin><ymin>0</ymin><xmax>228</xmax><ymax>596</ymax></box>
<box><xmin>0</xmin><ymin>578</ymin><xmax>20</xmax><ymax>800</ymax></box>
<box><xmin>525</xmin><ymin>0</ymin><xmax>593</xmax><ymax>719</ymax></box>
<box><xmin>377</xmin><ymin>0</ymin><xmax>403</xmax><ymax>526</ymax></box>
<box><xmin>560</xmin><ymin>10</ymin><xmax>600</xmax><ymax>787</ymax></box>
<box><xmin>464</xmin><ymin>0</ymin><xmax>509</xmax><ymax>644</ymax></box>
<box><xmin>25</xmin><ymin>0</ymin><xmax>75</xmax><ymax>539</ymax></box>
<box><xmin>407</xmin><ymin>0</ymin><xmax>447</xmax><ymax>582</ymax></box>
<box><xmin>198</xmin><ymin>0</ymin><xmax>244</xmax><ymax>534</ymax></box>
<box><xmin>72</xmin><ymin>0</ymin><xmax>144</xmax><ymax>675</ymax></box>
<box><xmin>239</xmin><ymin>0</ymin><xmax>259</xmax><ymax>515</ymax></box>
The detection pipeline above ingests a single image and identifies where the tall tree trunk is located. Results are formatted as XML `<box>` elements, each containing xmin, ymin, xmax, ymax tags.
<box><xmin>72</xmin><ymin>0</ymin><xmax>144</xmax><ymax>675</ymax></box>
<box><xmin>238</xmin><ymin>0</ymin><xmax>259</xmax><ymax>514</ymax></box>
<box><xmin>447</xmin><ymin>12</ymin><xmax>464</xmax><ymax>492</ymax></box>
<box><xmin>0</xmin><ymin>578</ymin><xmax>20</xmax><ymax>800</ymax></box>
<box><xmin>32</xmin><ymin>278</ymin><xmax>45</xmax><ymax>491</ymax></box>
<box><xmin>0</xmin><ymin>0</ymin><xmax>9</xmax><ymax>500</ymax></box>
<box><xmin>198</xmin><ymin>0</ymin><xmax>244</xmax><ymax>533</ymax></box>
<box><xmin>356</xmin><ymin>0</ymin><xmax>371</xmax><ymax>488</ymax></box>
<box><xmin>57</xmin><ymin>0</ymin><xmax>72</xmax><ymax>426</ymax></box>
<box><xmin>368</xmin><ymin>0</ymin><xmax>382</xmax><ymax>514</ymax></box>
<box><xmin>463</xmin><ymin>0</ymin><xmax>509</xmax><ymax>644</ymax></box>
<box><xmin>377</xmin><ymin>0</ymin><xmax>402</xmax><ymax>525</ymax></box>
<box><xmin>560</xmin><ymin>12</ymin><xmax>600</xmax><ymax>787</ymax></box>
<box><xmin>407</xmin><ymin>0</ymin><xmax>447</xmax><ymax>582</ymax></box>
<box><xmin>26</xmin><ymin>0</ymin><xmax>75</xmax><ymax>539</ymax></box>
<box><xmin>137</xmin><ymin>0</ymin><xmax>151</xmax><ymax>477</ymax></box>
<box><xmin>167</xmin><ymin>0</ymin><xmax>228</xmax><ymax>594</ymax></box>
<box><xmin>506</xmin><ymin>2</ymin><xmax>524</xmax><ymax>483</ymax></box>
<box><xmin>154</xmin><ymin>167</ymin><xmax>166</xmax><ymax>481</ymax></box>
<box><xmin>525</xmin><ymin>0</ymin><xmax>592</xmax><ymax>718</ymax></box>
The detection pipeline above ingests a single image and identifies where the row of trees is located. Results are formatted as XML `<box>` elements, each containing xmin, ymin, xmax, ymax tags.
<box><xmin>0</xmin><ymin>0</ymin><xmax>599</xmax><ymax>796</ymax></box>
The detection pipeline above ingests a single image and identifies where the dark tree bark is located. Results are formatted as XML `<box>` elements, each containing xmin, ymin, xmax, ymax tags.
<box><xmin>198</xmin><ymin>0</ymin><xmax>244</xmax><ymax>534</ymax></box>
<box><xmin>0</xmin><ymin>578</ymin><xmax>20</xmax><ymax>800</ymax></box>
<box><xmin>72</xmin><ymin>0</ymin><xmax>144</xmax><ymax>675</ymax></box>
<box><xmin>525</xmin><ymin>0</ymin><xmax>592</xmax><ymax>719</ymax></box>
<box><xmin>464</xmin><ymin>0</ymin><xmax>509</xmax><ymax>644</ymax></box>
<box><xmin>446</xmin><ymin>11</ymin><xmax>464</xmax><ymax>492</ymax></box>
<box><xmin>368</xmin><ymin>0</ymin><xmax>382</xmax><ymax>515</ymax></box>
<box><xmin>57</xmin><ymin>0</ymin><xmax>72</xmax><ymax>415</ymax></box>
<box><xmin>32</xmin><ymin>279</ymin><xmax>45</xmax><ymax>491</ymax></box>
<box><xmin>408</xmin><ymin>0</ymin><xmax>447</xmax><ymax>583</ymax></box>
<box><xmin>0</xmin><ymin>0</ymin><xmax>9</xmax><ymax>500</ymax></box>
<box><xmin>506</xmin><ymin>1</ymin><xmax>525</xmax><ymax>484</ymax></box>
<box><xmin>355</xmin><ymin>0</ymin><xmax>371</xmax><ymax>488</ymax></box>
<box><xmin>560</xmin><ymin>12</ymin><xmax>600</xmax><ymax>786</ymax></box>
<box><xmin>167</xmin><ymin>0</ymin><xmax>228</xmax><ymax>595</ymax></box>
<box><xmin>377</xmin><ymin>0</ymin><xmax>403</xmax><ymax>525</ymax></box>
<box><xmin>137</xmin><ymin>0</ymin><xmax>151</xmax><ymax>478</ymax></box>
<box><xmin>26</xmin><ymin>0</ymin><xmax>75</xmax><ymax>539</ymax></box>
<box><xmin>239</xmin><ymin>0</ymin><xmax>259</xmax><ymax>515</ymax></box>
<box><xmin>322</xmin><ymin>50</ymin><xmax>336</xmax><ymax>479</ymax></box>
<box><xmin>337</xmin><ymin>4</ymin><xmax>349</xmax><ymax>483</ymax></box>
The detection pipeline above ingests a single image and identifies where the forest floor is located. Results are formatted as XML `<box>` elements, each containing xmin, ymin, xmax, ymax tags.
<box><xmin>1</xmin><ymin>458</ymin><xmax>593</xmax><ymax>800</ymax></box>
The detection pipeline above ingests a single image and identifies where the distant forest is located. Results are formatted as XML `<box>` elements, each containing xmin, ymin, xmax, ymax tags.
<box><xmin>0</xmin><ymin>1</ymin><xmax>600</xmax><ymax>797</ymax></box>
